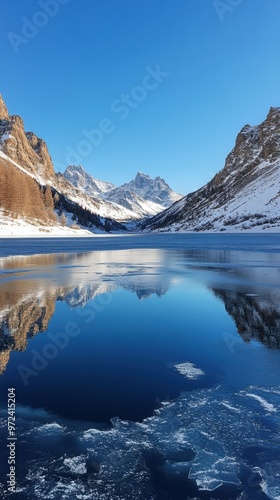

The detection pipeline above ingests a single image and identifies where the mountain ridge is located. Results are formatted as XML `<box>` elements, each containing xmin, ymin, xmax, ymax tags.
<box><xmin>63</xmin><ymin>165</ymin><xmax>182</xmax><ymax>220</ymax></box>
<box><xmin>0</xmin><ymin>94</ymin><xmax>181</xmax><ymax>229</ymax></box>
<box><xmin>142</xmin><ymin>107</ymin><xmax>280</xmax><ymax>232</ymax></box>
<box><xmin>1</xmin><ymin>93</ymin><xmax>280</xmax><ymax>234</ymax></box>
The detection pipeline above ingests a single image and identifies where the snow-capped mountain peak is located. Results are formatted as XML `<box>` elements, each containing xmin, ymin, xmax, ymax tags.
<box><xmin>62</xmin><ymin>166</ymin><xmax>183</xmax><ymax>220</ymax></box>
<box><xmin>134</xmin><ymin>171</ymin><xmax>151</xmax><ymax>187</ymax></box>
<box><xmin>106</xmin><ymin>171</ymin><xmax>182</xmax><ymax>208</ymax></box>
<box><xmin>64</xmin><ymin>164</ymin><xmax>115</xmax><ymax>197</ymax></box>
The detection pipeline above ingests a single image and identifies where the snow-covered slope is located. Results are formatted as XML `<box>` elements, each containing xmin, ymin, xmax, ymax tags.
<box><xmin>143</xmin><ymin>107</ymin><xmax>280</xmax><ymax>232</ymax></box>
<box><xmin>0</xmin><ymin>209</ymin><xmax>92</xmax><ymax>237</ymax></box>
<box><xmin>101</xmin><ymin>186</ymin><xmax>166</xmax><ymax>218</ymax></box>
<box><xmin>54</xmin><ymin>172</ymin><xmax>140</xmax><ymax>222</ymax></box>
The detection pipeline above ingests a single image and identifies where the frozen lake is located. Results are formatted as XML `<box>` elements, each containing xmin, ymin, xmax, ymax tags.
<box><xmin>0</xmin><ymin>234</ymin><xmax>279</xmax><ymax>499</ymax></box>
<box><xmin>1</xmin><ymin>233</ymin><xmax>280</xmax><ymax>257</ymax></box>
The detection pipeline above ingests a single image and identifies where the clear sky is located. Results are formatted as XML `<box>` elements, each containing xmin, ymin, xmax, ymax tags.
<box><xmin>1</xmin><ymin>0</ymin><xmax>280</xmax><ymax>194</ymax></box>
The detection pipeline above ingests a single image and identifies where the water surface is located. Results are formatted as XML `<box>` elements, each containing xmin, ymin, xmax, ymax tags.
<box><xmin>0</xmin><ymin>235</ymin><xmax>279</xmax><ymax>499</ymax></box>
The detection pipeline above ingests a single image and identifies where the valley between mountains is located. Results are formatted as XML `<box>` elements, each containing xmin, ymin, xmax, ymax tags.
<box><xmin>0</xmin><ymin>94</ymin><xmax>279</xmax><ymax>236</ymax></box>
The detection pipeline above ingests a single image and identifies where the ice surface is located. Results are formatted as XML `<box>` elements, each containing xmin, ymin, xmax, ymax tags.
<box><xmin>245</xmin><ymin>393</ymin><xmax>277</xmax><ymax>413</ymax></box>
<box><xmin>189</xmin><ymin>452</ymin><xmax>240</xmax><ymax>490</ymax></box>
<box><xmin>3</xmin><ymin>385</ymin><xmax>279</xmax><ymax>499</ymax></box>
<box><xmin>32</xmin><ymin>422</ymin><xmax>65</xmax><ymax>434</ymax></box>
<box><xmin>64</xmin><ymin>456</ymin><xmax>87</xmax><ymax>475</ymax></box>
<box><xmin>172</xmin><ymin>361</ymin><xmax>205</xmax><ymax>380</ymax></box>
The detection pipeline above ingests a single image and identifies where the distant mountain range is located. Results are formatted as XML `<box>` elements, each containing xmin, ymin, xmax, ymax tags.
<box><xmin>64</xmin><ymin>165</ymin><xmax>182</xmax><ymax>220</ymax></box>
<box><xmin>1</xmin><ymin>92</ymin><xmax>280</xmax><ymax>234</ymax></box>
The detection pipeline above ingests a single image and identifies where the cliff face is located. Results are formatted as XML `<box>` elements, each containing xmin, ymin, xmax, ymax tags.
<box><xmin>0</xmin><ymin>96</ymin><xmax>55</xmax><ymax>180</ymax></box>
<box><xmin>209</xmin><ymin>106</ymin><xmax>280</xmax><ymax>191</ymax></box>
<box><xmin>143</xmin><ymin>107</ymin><xmax>280</xmax><ymax>232</ymax></box>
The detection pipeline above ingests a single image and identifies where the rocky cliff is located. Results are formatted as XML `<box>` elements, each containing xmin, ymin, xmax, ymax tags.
<box><xmin>0</xmin><ymin>95</ymin><xmax>55</xmax><ymax>180</ymax></box>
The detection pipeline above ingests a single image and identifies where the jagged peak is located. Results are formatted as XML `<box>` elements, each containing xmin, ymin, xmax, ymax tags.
<box><xmin>239</xmin><ymin>123</ymin><xmax>260</xmax><ymax>135</ymax></box>
<box><xmin>135</xmin><ymin>172</ymin><xmax>168</xmax><ymax>186</ymax></box>
<box><xmin>134</xmin><ymin>171</ymin><xmax>153</xmax><ymax>188</ymax></box>
<box><xmin>267</xmin><ymin>106</ymin><xmax>280</xmax><ymax>117</ymax></box>
<box><xmin>235</xmin><ymin>123</ymin><xmax>259</xmax><ymax>147</ymax></box>
<box><xmin>26</xmin><ymin>131</ymin><xmax>41</xmax><ymax>147</ymax></box>
<box><xmin>135</xmin><ymin>171</ymin><xmax>151</xmax><ymax>179</ymax></box>
<box><xmin>154</xmin><ymin>175</ymin><xmax>167</xmax><ymax>183</ymax></box>
<box><xmin>0</xmin><ymin>94</ymin><xmax>9</xmax><ymax>120</ymax></box>
<box><xmin>65</xmin><ymin>164</ymin><xmax>86</xmax><ymax>174</ymax></box>
<box><xmin>10</xmin><ymin>114</ymin><xmax>24</xmax><ymax>128</ymax></box>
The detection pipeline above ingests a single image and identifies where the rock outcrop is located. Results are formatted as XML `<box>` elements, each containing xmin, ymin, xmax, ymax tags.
<box><xmin>0</xmin><ymin>97</ymin><xmax>56</xmax><ymax>180</ymax></box>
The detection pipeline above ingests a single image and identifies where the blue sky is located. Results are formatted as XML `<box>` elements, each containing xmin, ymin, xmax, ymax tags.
<box><xmin>1</xmin><ymin>0</ymin><xmax>280</xmax><ymax>194</ymax></box>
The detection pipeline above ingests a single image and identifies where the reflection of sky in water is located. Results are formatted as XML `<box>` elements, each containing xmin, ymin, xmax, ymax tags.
<box><xmin>0</xmin><ymin>239</ymin><xmax>279</xmax><ymax>499</ymax></box>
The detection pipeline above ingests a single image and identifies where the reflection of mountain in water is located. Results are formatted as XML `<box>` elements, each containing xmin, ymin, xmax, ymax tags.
<box><xmin>135</xmin><ymin>288</ymin><xmax>166</xmax><ymax>300</ymax></box>
<box><xmin>1</xmin><ymin>246</ymin><xmax>280</xmax><ymax>373</ymax></box>
<box><xmin>0</xmin><ymin>290</ymin><xmax>56</xmax><ymax>374</ymax></box>
<box><xmin>121</xmin><ymin>279</ymin><xmax>168</xmax><ymax>301</ymax></box>
<box><xmin>0</xmin><ymin>282</ymin><xmax>119</xmax><ymax>374</ymax></box>
<box><xmin>213</xmin><ymin>288</ymin><xmax>280</xmax><ymax>349</ymax></box>
<box><xmin>0</xmin><ymin>250</ymin><xmax>170</xmax><ymax>374</ymax></box>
